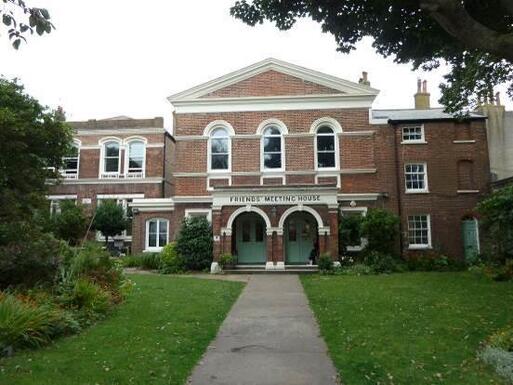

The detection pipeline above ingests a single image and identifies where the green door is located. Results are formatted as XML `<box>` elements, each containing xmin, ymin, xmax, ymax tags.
<box><xmin>462</xmin><ymin>219</ymin><xmax>479</xmax><ymax>263</ymax></box>
<box><xmin>285</xmin><ymin>213</ymin><xmax>316</xmax><ymax>265</ymax></box>
<box><xmin>235</xmin><ymin>213</ymin><xmax>266</xmax><ymax>264</ymax></box>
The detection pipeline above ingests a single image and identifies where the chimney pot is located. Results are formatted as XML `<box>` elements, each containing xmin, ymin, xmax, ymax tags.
<box><xmin>417</xmin><ymin>78</ymin><xmax>422</xmax><ymax>93</ymax></box>
<box><xmin>422</xmin><ymin>80</ymin><xmax>427</xmax><ymax>93</ymax></box>
<box><xmin>358</xmin><ymin>71</ymin><xmax>370</xmax><ymax>86</ymax></box>
<box><xmin>495</xmin><ymin>92</ymin><xmax>501</xmax><ymax>106</ymax></box>
<box><xmin>414</xmin><ymin>79</ymin><xmax>431</xmax><ymax>109</ymax></box>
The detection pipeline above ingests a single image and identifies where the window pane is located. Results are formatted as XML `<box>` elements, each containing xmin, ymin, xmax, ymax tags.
<box><xmin>64</xmin><ymin>159</ymin><xmax>78</xmax><ymax>171</ymax></box>
<box><xmin>149</xmin><ymin>220</ymin><xmax>157</xmax><ymax>234</ymax></box>
<box><xmin>211</xmin><ymin>138</ymin><xmax>228</xmax><ymax>154</ymax></box>
<box><xmin>129</xmin><ymin>158</ymin><xmax>143</xmax><ymax>169</ymax></box>
<box><xmin>105</xmin><ymin>157</ymin><xmax>119</xmax><ymax>172</ymax></box>
<box><xmin>211</xmin><ymin>154</ymin><xmax>228</xmax><ymax>170</ymax></box>
<box><xmin>211</xmin><ymin>128</ymin><xmax>228</xmax><ymax>137</ymax></box>
<box><xmin>317</xmin><ymin>126</ymin><xmax>333</xmax><ymax>134</ymax></box>
<box><xmin>264</xmin><ymin>137</ymin><xmax>281</xmax><ymax>152</ymax></box>
<box><xmin>158</xmin><ymin>233</ymin><xmax>167</xmax><ymax>247</ymax></box>
<box><xmin>317</xmin><ymin>135</ymin><xmax>335</xmax><ymax>151</ymax></box>
<box><xmin>264</xmin><ymin>126</ymin><xmax>280</xmax><ymax>136</ymax></box>
<box><xmin>255</xmin><ymin>221</ymin><xmax>264</xmax><ymax>242</ymax></box>
<box><xmin>242</xmin><ymin>221</ymin><xmax>251</xmax><ymax>242</ymax></box>
<box><xmin>264</xmin><ymin>153</ymin><xmax>281</xmax><ymax>169</ymax></box>
<box><xmin>105</xmin><ymin>143</ymin><xmax>119</xmax><ymax>157</ymax></box>
<box><xmin>148</xmin><ymin>232</ymin><xmax>157</xmax><ymax>247</ymax></box>
<box><xmin>318</xmin><ymin>152</ymin><xmax>335</xmax><ymax>168</ymax></box>
<box><xmin>129</xmin><ymin>142</ymin><xmax>144</xmax><ymax>158</ymax></box>
<box><xmin>159</xmin><ymin>220</ymin><xmax>167</xmax><ymax>235</ymax></box>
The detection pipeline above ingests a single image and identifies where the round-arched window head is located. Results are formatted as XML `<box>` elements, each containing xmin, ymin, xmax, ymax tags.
<box><xmin>263</xmin><ymin>126</ymin><xmax>281</xmax><ymax>136</ymax></box>
<box><xmin>211</xmin><ymin>127</ymin><xmax>229</xmax><ymax>137</ymax></box>
<box><xmin>317</xmin><ymin>126</ymin><xmax>334</xmax><ymax>134</ymax></box>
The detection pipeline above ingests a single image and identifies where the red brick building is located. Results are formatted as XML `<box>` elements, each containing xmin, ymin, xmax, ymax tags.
<box><xmin>49</xmin><ymin>59</ymin><xmax>489</xmax><ymax>270</ymax></box>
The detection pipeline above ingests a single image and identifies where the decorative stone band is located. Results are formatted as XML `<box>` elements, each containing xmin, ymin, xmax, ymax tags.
<box><xmin>130</xmin><ymin>198</ymin><xmax>175</xmax><ymax>212</ymax></box>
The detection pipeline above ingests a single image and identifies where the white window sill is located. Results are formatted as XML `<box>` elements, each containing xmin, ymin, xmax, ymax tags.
<box><xmin>408</xmin><ymin>245</ymin><xmax>432</xmax><ymax>250</ymax></box>
<box><xmin>144</xmin><ymin>247</ymin><xmax>163</xmax><ymax>253</ymax></box>
<box><xmin>405</xmin><ymin>190</ymin><xmax>429</xmax><ymax>194</ymax></box>
<box><xmin>453</xmin><ymin>140</ymin><xmax>476</xmax><ymax>144</ymax></box>
<box><xmin>457</xmin><ymin>190</ymin><xmax>479</xmax><ymax>194</ymax></box>
<box><xmin>401</xmin><ymin>141</ymin><xmax>427</xmax><ymax>145</ymax></box>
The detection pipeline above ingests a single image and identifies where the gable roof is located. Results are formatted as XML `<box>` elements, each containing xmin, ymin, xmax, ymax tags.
<box><xmin>168</xmin><ymin>58</ymin><xmax>379</xmax><ymax>102</ymax></box>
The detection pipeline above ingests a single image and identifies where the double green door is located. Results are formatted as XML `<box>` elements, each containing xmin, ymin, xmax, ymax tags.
<box><xmin>285</xmin><ymin>213</ymin><xmax>316</xmax><ymax>264</ymax></box>
<box><xmin>235</xmin><ymin>213</ymin><xmax>266</xmax><ymax>264</ymax></box>
<box><xmin>462</xmin><ymin>219</ymin><xmax>479</xmax><ymax>263</ymax></box>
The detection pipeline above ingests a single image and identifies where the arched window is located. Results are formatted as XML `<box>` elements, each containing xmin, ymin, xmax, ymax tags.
<box><xmin>146</xmin><ymin>218</ymin><xmax>169</xmax><ymax>251</ymax></box>
<box><xmin>61</xmin><ymin>140</ymin><xmax>80</xmax><ymax>179</ymax></box>
<box><xmin>101</xmin><ymin>140</ymin><xmax>121</xmax><ymax>176</ymax></box>
<box><xmin>262</xmin><ymin>126</ymin><xmax>283</xmax><ymax>170</ymax></box>
<box><xmin>126</xmin><ymin>140</ymin><xmax>145</xmax><ymax>177</ymax></box>
<box><xmin>209</xmin><ymin>127</ymin><xmax>230</xmax><ymax>171</ymax></box>
<box><xmin>316</xmin><ymin>125</ymin><xmax>336</xmax><ymax>169</ymax></box>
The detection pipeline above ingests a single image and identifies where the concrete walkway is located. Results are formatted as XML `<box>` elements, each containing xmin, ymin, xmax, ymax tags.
<box><xmin>187</xmin><ymin>275</ymin><xmax>339</xmax><ymax>385</ymax></box>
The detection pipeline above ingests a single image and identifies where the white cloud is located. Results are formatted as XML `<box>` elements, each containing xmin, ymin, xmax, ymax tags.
<box><xmin>1</xmin><ymin>0</ymin><xmax>511</xmax><ymax>129</ymax></box>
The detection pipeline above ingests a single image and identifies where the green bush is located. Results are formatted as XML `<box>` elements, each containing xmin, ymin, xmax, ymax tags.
<box><xmin>160</xmin><ymin>242</ymin><xmax>184</xmax><ymax>273</ymax></box>
<box><xmin>0</xmin><ymin>222</ymin><xmax>65</xmax><ymax>289</ymax></box>
<box><xmin>175</xmin><ymin>217</ymin><xmax>213</xmax><ymax>271</ymax></box>
<box><xmin>360</xmin><ymin>209</ymin><xmax>400</xmax><ymax>255</ymax></box>
<box><xmin>67</xmin><ymin>278</ymin><xmax>111</xmax><ymax>317</ymax></box>
<box><xmin>485</xmin><ymin>259</ymin><xmax>513</xmax><ymax>282</ymax></box>
<box><xmin>121</xmin><ymin>255</ymin><xmax>143</xmax><ymax>268</ymax></box>
<box><xmin>218</xmin><ymin>253</ymin><xmax>236</xmax><ymax>269</ymax></box>
<box><xmin>92</xmin><ymin>200</ymin><xmax>127</xmax><ymax>246</ymax></box>
<box><xmin>0</xmin><ymin>294</ymin><xmax>54</xmax><ymax>351</ymax></box>
<box><xmin>363</xmin><ymin>251</ymin><xmax>406</xmax><ymax>274</ymax></box>
<box><xmin>53</xmin><ymin>200</ymin><xmax>88</xmax><ymax>246</ymax></box>
<box><xmin>407</xmin><ymin>252</ymin><xmax>465</xmax><ymax>272</ymax></box>
<box><xmin>339</xmin><ymin>214</ymin><xmax>363</xmax><ymax>254</ymax></box>
<box><xmin>477</xmin><ymin>185</ymin><xmax>513</xmax><ymax>263</ymax></box>
<box><xmin>318</xmin><ymin>253</ymin><xmax>333</xmax><ymax>273</ymax></box>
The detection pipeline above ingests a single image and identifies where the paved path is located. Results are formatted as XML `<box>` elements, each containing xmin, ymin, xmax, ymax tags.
<box><xmin>187</xmin><ymin>275</ymin><xmax>339</xmax><ymax>385</ymax></box>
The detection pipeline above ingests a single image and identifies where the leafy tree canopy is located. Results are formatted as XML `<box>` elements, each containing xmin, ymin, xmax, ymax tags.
<box><xmin>231</xmin><ymin>0</ymin><xmax>513</xmax><ymax>112</ymax></box>
<box><xmin>1</xmin><ymin>0</ymin><xmax>54</xmax><ymax>49</ymax></box>
<box><xmin>0</xmin><ymin>78</ymin><xmax>72</xmax><ymax>226</ymax></box>
<box><xmin>92</xmin><ymin>200</ymin><xmax>127</xmax><ymax>245</ymax></box>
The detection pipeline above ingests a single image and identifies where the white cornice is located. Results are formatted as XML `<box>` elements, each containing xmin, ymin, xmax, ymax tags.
<box><xmin>171</xmin><ymin>94</ymin><xmax>377</xmax><ymax>114</ymax></box>
<box><xmin>76</xmin><ymin>128</ymin><xmax>167</xmax><ymax>136</ymax></box>
<box><xmin>168</xmin><ymin>58</ymin><xmax>379</xmax><ymax>102</ymax></box>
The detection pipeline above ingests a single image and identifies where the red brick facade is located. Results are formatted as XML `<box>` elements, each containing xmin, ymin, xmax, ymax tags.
<box><xmin>50</xmin><ymin>60</ymin><xmax>491</xmax><ymax>268</ymax></box>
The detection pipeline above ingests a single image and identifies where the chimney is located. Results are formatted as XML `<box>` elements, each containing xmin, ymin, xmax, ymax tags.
<box><xmin>414</xmin><ymin>78</ymin><xmax>431</xmax><ymax>109</ymax></box>
<box><xmin>358</xmin><ymin>71</ymin><xmax>370</xmax><ymax>86</ymax></box>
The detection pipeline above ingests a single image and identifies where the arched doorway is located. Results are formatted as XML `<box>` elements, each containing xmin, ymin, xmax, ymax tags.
<box><xmin>232</xmin><ymin>212</ymin><xmax>267</xmax><ymax>265</ymax></box>
<box><xmin>284</xmin><ymin>212</ymin><xmax>318</xmax><ymax>265</ymax></box>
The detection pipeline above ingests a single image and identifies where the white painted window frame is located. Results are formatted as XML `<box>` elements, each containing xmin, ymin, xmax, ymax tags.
<box><xmin>340</xmin><ymin>207</ymin><xmax>368</xmax><ymax>251</ymax></box>
<box><xmin>407</xmin><ymin>214</ymin><xmax>432</xmax><ymax>249</ymax></box>
<box><xmin>205</xmin><ymin>122</ymin><xmax>233</xmax><ymax>173</ymax></box>
<box><xmin>47</xmin><ymin>195</ymin><xmax>78</xmax><ymax>216</ymax></box>
<box><xmin>404</xmin><ymin>162</ymin><xmax>429</xmax><ymax>193</ymax></box>
<box><xmin>401</xmin><ymin>125</ymin><xmax>426</xmax><ymax>144</ymax></box>
<box><xmin>315</xmin><ymin>126</ymin><xmax>339</xmax><ymax>171</ymax></box>
<box><xmin>60</xmin><ymin>139</ymin><xmax>81</xmax><ymax>179</ymax></box>
<box><xmin>185</xmin><ymin>208</ymin><xmax>212</xmax><ymax>223</ymax></box>
<box><xmin>258</xmin><ymin>119</ymin><xmax>288</xmax><ymax>173</ymax></box>
<box><xmin>124</xmin><ymin>137</ymin><xmax>146</xmax><ymax>178</ymax></box>
<box><xmin>145</xmin><ymin>218</ymin><xmax>169</xmax><ymax>252</ymax></box>
<box><xmin>99</xmin><ymin>137</ymin><xmax>123</xmax><ymax>178</ymax></box>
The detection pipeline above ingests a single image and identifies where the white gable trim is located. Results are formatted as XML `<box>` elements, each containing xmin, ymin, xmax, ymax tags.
<box><xmin>168</xmin><ymin>58</ymin><xmax>379</xmax><ymax>102</ymax></box>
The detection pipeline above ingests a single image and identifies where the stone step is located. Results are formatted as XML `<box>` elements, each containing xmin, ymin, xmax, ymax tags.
<box><xmin>224</xmin><ymin>265</ymin><xmax>319</xmax><ymax>274</ymax></box>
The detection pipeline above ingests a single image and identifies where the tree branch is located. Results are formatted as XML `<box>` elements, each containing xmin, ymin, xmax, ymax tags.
<box><xmin>420</xmin><ymin>0</ymin><xmax>513</xmax><ymax>62</ymax></box>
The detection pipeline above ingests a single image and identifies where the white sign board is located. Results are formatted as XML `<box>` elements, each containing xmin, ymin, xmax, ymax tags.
<box><xmin>212</xmin><ymin>189</ymin><xmax>338</xmax><ymax>207</ymax></box>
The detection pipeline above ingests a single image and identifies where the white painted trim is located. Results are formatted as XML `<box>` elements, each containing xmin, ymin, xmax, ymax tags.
<box><xmin>76</xmin><ymin>128</ymin><xmax>166</xmax><ymax>136</ymax></box>
<box><xmin>97</xmin><ymin>194</ymin><xmax>144</xmax><ymax>199</ymax></box>
<box><xmin>453</xmin><ymin>140</ymin><xmax>476</xmax><ymax>144</ymax></box>
<box><xmin>145</xmin><ymin>218</ymin><xmax>169</xmax><ymax>252</ymax></box>
<box><xmin>172</xmin><ymin>95</ymin><xmax>377</xmax><ymax>114</ymax></box>
<box><xmin>313</xmin><ymin>120</ymin><xmax>340</xmax><ymax>172</ymax></box>
<box><xmin>173</xmin><ymin>196</ymin><xmax>213</xmax><ymax>203</ymax></box>
<box><xmin>47</xmin><ymin>194</ymin><xmax>78</xmax><ymax>200</ymax></box>
<box><xmin>340</xmin><ymin>168</ymin><xmax>376</xmax><ymax>174</ymax></box>
<box><xmin>260</xmin><ymin>120</ymin><xmax>287</xmax><ymax>173</ymax></box>
<box><xmin>314</xmin><ymin>173</ymin><xmax>341</xmax><ymax>188</ymax></box>
<box><xmin>407</xmin><ymin>214</ymin><xmax>432</xmax><ymax>249</ymax></box>
<box><xmin>401</xmin><ymin>124</ymin><xmax>426</xmax><ymax>144</ymax></box>
<box><xmin>207</xmin><ymin>176</ymin><xmax>231</xmax><ymax>191</ymax></box>
<box><xmin>310</xmin><ymin>117</ymin><xmax>343</xmax><ymax>134</ymax></box>
<box><xmin>457</xmin><ymin>190</ymin><xmax>480</xmax><ymax>194</ymax></box>
<box><xmin>203</xmin><ymin>120</ymin><xmax>235</xmax><ymax>136</ymax></box>
<box><xmin>174</xmin><ymin>135</ymin><xmax>207</xmax><ymax>141</ymax></box>
<box><xmin>61</xmin><ymin>177</ymin><xmax>163</xmax><ymax>185</ymax></box>
<box><xmin>475</xmin><ymin>218</ymin><xmax>481</xmax><ymax>254</ymax></box>
<box><xmin>99</xmin><ymin>138</ymin><xmax>123</xmax><ymax>178</ymax></box>
<box><xmin>167</xmin><ymin>57</ymin><xmax>379</xmax><ymax>101</ymax></box>
<box><xmin>185</xmin><ymin>208</ymin><xmax>212</xmax><ymax>222</ymax></box>
<box><xmin>404</xmin><ymin>162</ymin><xmax>429</xmax><ymax>193</ymax></box>
<box><xmin>340</xmin><ymin>130</ymin><xmax>376</xmax><ymax>136</ymax></box>
<box><xmin>337</xmin><ymin>193</ymin><xmax>380</xmax><ymax>201</ymax></box>
<box><xmin>226</xmin><ymin>206</ymin><xmax>272</xmax><ymax>230</ymax></box>
<box><xmin>130</xmin><ymin>198</ymin><xmax>174</xmax><ymax>211</ymax></box>
<box><xmin>278</xmin><ymin>205</ymin><xmax>324</xmax><ymax>229</ymax></box>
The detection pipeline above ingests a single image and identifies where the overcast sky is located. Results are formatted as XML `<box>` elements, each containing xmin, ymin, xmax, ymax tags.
<box><xmin>2</xmin><ymin>0</ymin><xmax>511</xmax><ymax>129</ymax></box>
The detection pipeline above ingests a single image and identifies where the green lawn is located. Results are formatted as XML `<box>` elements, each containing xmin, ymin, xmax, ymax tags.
<box><xmin>0</xmin><ymin>274</ymin><xmax>244</xmax><ymax>385</ymax></box>
<box><xmin>302</xmin><ymin>272</ymin><xmax>513</xmax><ymax>385</ymax></box>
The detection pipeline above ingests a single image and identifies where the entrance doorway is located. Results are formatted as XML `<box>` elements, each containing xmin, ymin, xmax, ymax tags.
<box><xmin>285</xmin><ymin>212</ymin><xmax>318</xmax><ymax>264</ymax></box>
<box><xmin>462</xmin><ymin>219</ymin><xmax>479</xmax><ymax>263</ymax></box>
<box><xmin>233</xmin><ymin>212</ymin><xmax>266</xmax><ymax>264</ymax></box>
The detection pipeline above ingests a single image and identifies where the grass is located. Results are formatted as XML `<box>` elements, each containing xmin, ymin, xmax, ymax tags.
<box><xmin>0</xmin><ymin>274</ymin><xmax>244</xmax><ymax>385</ymax></box>
<box><xmin>301</xmin><ymin>272</ymin><xmax>513</xmax><ymax>385</ymax></box>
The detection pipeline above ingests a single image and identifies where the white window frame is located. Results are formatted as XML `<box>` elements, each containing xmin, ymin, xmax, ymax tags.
<box><xmin>340</xmin><ymin>207</ymin><xmax>368</xmax><ymax>251</ymax></box>
<box><xmin>404</xmin><ymin>162</ymin><xmax>429</xmax><ymax>193</ymax></box>
<box><xmin>99</xmin><ymin>137</ymin><xmax>122</xmax><ymax>178</ymax></box>
<box><xmin>60</xmin><ymin>139</ymin><xmax>81</xmax><ymax>179</ymax></box>
<box><xmin>47</xmin><ymin>195</ymin><xmax>77</xmax><ymax>216</ymax></box>
<box><xmin>261</xmin><ymin>125</ymin><xmax>285</xmax><ymax>172</ymax></box>
<box><xmin>315</xmin><ymin>125</ymin><xmax>339</xmax><ymax>170</ymax></box>
<box><xmin>124</xmin><ymin>138</ymin><xmax>146</xmax><ymax>178</ymax></box>
<box><xmin>407</xmin><ymin>214</ymin><xmax>432</xmax><ymax>249</ymax></box>
<box><xmin>185</xmin><ymin>208</ymin><xmax>212</xmax><ymax>223</ymax></box>
<box><xmin>145</xmin><ymin>218</ymin><xmax>169</xmax><ymax>252</ymax></box>
<box><xmin>401</xmin><ymin>125</ymin><xmax>426</xmax><ymax>144</ymax></box>
<box><xmin>207</xmin><ymin>126</ymin><xmax>231</xmax><ymax>173</ymax></box>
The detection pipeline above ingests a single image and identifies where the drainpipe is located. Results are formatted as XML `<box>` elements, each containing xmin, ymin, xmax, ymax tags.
<box><xmin>392</xmin><ymin>122</ymin><xmax>405</xmax><ymax>256</ymax></box>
